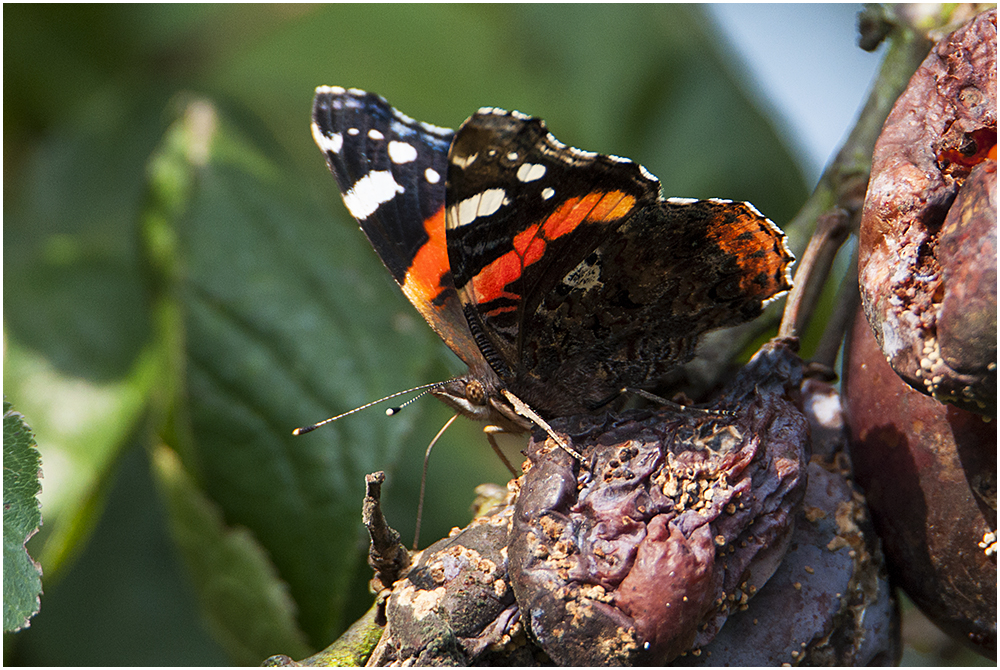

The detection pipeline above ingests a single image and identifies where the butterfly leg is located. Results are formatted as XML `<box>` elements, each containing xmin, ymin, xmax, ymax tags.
<box><xmin>501</xmin><ymin>389</ymin><xmax>586</xmax><ymax>461</ymax></box>
<box><xmin>483</xmin><ymin>425</ymin><xmax>520</xmax><ymax>477</ymax></box>
<box><xmin>622</xmin><ymin>387</ymin><xmax>733</xmax><ymax>417</ymax></box>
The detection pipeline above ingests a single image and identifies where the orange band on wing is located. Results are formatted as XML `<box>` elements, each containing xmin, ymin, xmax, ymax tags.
<box><xmin>541</xmin><ymin>192</ymin><xmax>600</xmax><ymax>239</ymax></box>
<box><xmin>470</xmin><ymin>223</ymin><xmax>541</xmax><ymax>311</ymax></box>
<box><xmin>513</xmin><ymin>223</ymin><xmax>547</xmax><ymax>265</ymax></box>
<box><xmin>542</xmin><ymin>190</ymin><xmax>636</xmax><ymax>239</ymax></box>
<box><xmin>587</xmin><ymin>191</ymin><xmax>636</xmax><ymax>224</ymax></box>
<box><xmin>402</xmin><ymin>206</ymin><xmax>449</xmax><ymax>306</ymax></box>
<box><xmin>470</xmin><ymin>190</ymin><xmax>637</xmax><ymax>310</ymax></box>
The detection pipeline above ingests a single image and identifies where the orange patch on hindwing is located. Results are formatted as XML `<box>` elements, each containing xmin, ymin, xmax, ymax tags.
<box><xmin>707</xmin><ymin>209</ymin><xmax>790</xmax><ymax>297</ymax></box>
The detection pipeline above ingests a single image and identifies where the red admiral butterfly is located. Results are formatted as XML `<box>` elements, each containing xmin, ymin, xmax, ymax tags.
<box><xmin>310</xmin><ymin>86</ymin><xmax>793</xmax><ymax>456</ymax></box>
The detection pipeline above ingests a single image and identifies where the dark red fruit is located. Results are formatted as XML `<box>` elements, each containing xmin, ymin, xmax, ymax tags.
<box><xmin>844</xmin><ymin>305</ymin><xmax>996</xmax><ymax>659</ymax></box>
<box><xmin>858</xmin><ymin>9</ymin><xmax>997</xmax><ymax>416</ymax></box>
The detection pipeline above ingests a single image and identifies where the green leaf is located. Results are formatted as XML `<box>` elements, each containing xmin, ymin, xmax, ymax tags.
<box><xmin>151</xmin><ymin>444</ymin><xmax>311</xmax><ymax>664</ymax></box>
<box><xmin>3</xmin><ymin>400</ymin><xmax>44</xmax><ymax>633</ymax></box>
<box><xmin>147</xmin><ymin>96</ymin><xmax>455</xmax><ymax>651</ymax></box>
<box><xmin>4</xmin><ymin>90</ymin><xmax>168</xmax><ymax>382</ymax></box>
<box><xmin>2</xmin><ymin>336</ymin><xmax>165</xmax><ymax>583</ymax></box>
<box><xmin>3</xmin><ymin>77</ymin><xmax>174</xmax><ymax>583</ymax></box>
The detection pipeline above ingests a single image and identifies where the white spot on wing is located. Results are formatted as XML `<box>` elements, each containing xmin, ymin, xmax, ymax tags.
<box><xmin>342</xmin><ymin>171</ymin><xmax>404</xmax><ymax>220</ymax></box>
<box><xmin>393</xmin><ymin>108</ymin><xmax>417</xmax><ymax>125</ymax></box>
<box><xmin>516</xmin><ymin>163</ymin><xmax>547</xmax><ymax>182</ymax></box>
<box><xmin>311</xmin><ymin>123</ymin><xmax>343</xmax><ymax>154</ymax></box>
<box><xmin>541</xmin><ymin>187</ymin><xmax>555</xmax><ymax>200</ymax></box>
<box><xmin>425</xmin><ymin>167</ymin><xmax>440</xmax><ymax>184</ymax></box>
<box><xmin>388</xmin><ymin>140</ymin><xmax>418</xmax><ymax>164</ymax></box>
<box><xmin>315</xmin><ymin>85</ymin><xmax>346</xmax><ymax>95</ymax></box>
<box><xmin>368</xmin><ymin>128</ymin><xmax>385</xmax><ymax>140</ymax></box>
<box><xmin>348</xmin><ymin>127</ymin><xmax>360</xmax><ymax>136</ymax></box>
<box><xmin>479</xmin><ymin>189</ymin><xmax>506</xmax><ymax>215</ymax></box>
<box><xmin>547</xmin><ymin>135</ymin><xmax>567</xmax><ymax>150</ymax></box>
<box><xmin>451</xmin><ymin>188</ymin><xmax>507</xmax><ymax>227</ymax></box>
<box><xmin>452</xmin><ymin>152</ymin><xmax>478</xmax><ymax>169</ymax></box>
<box><xmin>562</xmin><ymin>253</ymin><xmax>603</xmax><ymax>291</ymax></box>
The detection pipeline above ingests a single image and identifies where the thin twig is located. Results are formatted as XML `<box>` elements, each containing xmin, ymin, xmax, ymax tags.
<box><xmin>813</xmin><ymin>264</ymin><xmax>861</xmax><ymax>370</ymax></box>
<box><xmin>363</xmin><ymin>472</ymin><xmax>410</xmax><ymax>590</ymax></box>
<box><xmin>780</xmin><ymin>208</ymin><xmax>851</xmax><ymax>339</ymax></box>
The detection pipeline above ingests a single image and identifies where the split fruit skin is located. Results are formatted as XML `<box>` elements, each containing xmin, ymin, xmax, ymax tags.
<box><xmin>858</xmin><ymin>9</ymin><xmax>997</xmax><ymax>417</ymax></box>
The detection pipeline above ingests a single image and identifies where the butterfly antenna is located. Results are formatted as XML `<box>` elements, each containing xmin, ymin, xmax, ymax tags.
<box><xmin>413</xmin><ymin>413</ymin><xmax>459</xmax><ymax>550</ymax></box>
<box><xmin>292</xmin><ymin>382</ymin><xmax>443</xmax><ymax>435</ymax></box>
<box><xmin>385</xmin><ymin>389</ymin><xmax>433</xmax><ymax>416</ymax></box>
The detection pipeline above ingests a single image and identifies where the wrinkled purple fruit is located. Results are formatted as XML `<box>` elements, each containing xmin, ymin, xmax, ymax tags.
<box><xmin>681</xmin><ymin>378</ymin><xmax>899</xmax><ymax>666</ymax></box>
<box><xmin>845</xmin><ymin>306</ymin><xmax>997</xmax><ymax>659</ymax></box>
<box><xmin>508</xmin><ymin>339</ymin><xmax>809</xmax><ymax>664</ymax></box>
<box><xmin>858</xmin><ymin>9</ymin><xmax>997</xmax><ymax>416</ymax></box>
<box><xmin>361</xmin><ymin>340</ymin><xmax>899</xmax><ymax>666</ymax></box>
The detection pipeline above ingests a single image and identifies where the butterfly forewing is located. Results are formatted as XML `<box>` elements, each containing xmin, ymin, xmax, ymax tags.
<box><xmin>311</xmin><ymin>87</ymin><xmax>483</xmax><ymax>369</ymax></box>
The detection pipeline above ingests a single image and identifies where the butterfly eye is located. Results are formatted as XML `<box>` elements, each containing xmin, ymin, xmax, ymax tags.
<box><xmin>464</xmin><ymin>379</ymin><xmax>487</xmax><ymax>405</ymax></box>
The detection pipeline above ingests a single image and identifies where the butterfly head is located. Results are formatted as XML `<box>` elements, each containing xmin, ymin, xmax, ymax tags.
<box><xmin>430</xmin><ymin>376</ymin><xmax>531</xmax><ymax>434</ymax></box>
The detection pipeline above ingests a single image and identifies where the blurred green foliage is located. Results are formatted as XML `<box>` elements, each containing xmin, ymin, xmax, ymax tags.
<box><xmin>4</xmin><ymin>4</ymin><xmax>821</xmax><ymax>665</ymax></box>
